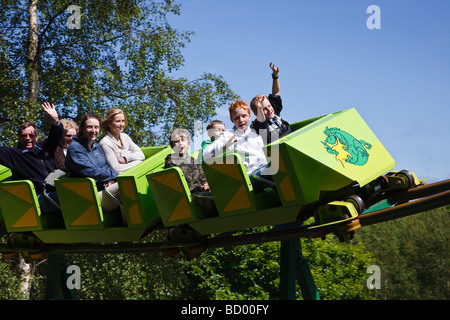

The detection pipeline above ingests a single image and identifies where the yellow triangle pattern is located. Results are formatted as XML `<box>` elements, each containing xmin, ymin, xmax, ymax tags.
<box><xmin>120</xmin><ymin>179</ymin><xmax>142</xmax><ymax>225</ymax></box>
<box><xmin>70</xmin><ymin>205</ymin><xmax>100</xmax><ymax>226</ymax></box>
<box><xmin>277</xmin><ymin>155</ymin><xmax>297</xmax><ymax>202</ymax></box>
<box><xmin>223</xmin><ymin>185</ymin><xmax>251</xmax><ymax>212</ymax></box>
<box><xmin>0</xmin><ymin>185</ymin><xmax>33</xmax><ymax>205</ymax></box>
<box><xmin>208</xmin><ymin>162</ymin><xmax>243</xmax><ymax>182</ymax></box>
<box><xmin>11</xmin><ymin>207</ymin><xmax>38</xmax><ymax>228</ymax></box>
<box><xmin>60</xmin><ymin>182</ymin><xmax>95</xmax><ymax>202</ymax></box>
<box><xmin>128</xmin><ymin>203</ymin><xmax>142</xmax><ymax>225</ymax></box>
<box><xmin>120</xmin><ymin>179</ymin><xmax>136</xmax><ymax>201</ymax></box>
<box><xmin>151</xmin><ymin>172</ymin><xmax>183</xmax><ymax>193</ymax></box>
<box><xmin>278</xmin><ymin>154</ymin><xmax>287</xmax><ymax>173</ymax></box>
<box><xmin>168</xmin><ymin>197</ymin><xmax>192</xmax><ymax>222</ymax></box>
<box><xmin>280</xmin><ymin>176</ymin><xmax>296</xmax><ymax>202</ymax></box>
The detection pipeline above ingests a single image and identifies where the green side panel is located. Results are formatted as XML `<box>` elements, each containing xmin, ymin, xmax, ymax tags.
<box><xmin>117</xmin><ymin>145</ymin><xmax>172</xmax><ymax>228</ymax></box>
<box><xmin>189</xmin><ymin>205</ymin><xmax>300</xmax><ymax>235</ymax></box>
<box><xmin>33</xmin><ymin>227</ymin><xmax>147</xmax><ymax>244</ymax></box>
<box><xmin>55</xmin><ymin>177</ymin><xmax>105</xmax><ymax>230</ymax></box>
<box><xmin>147</xmin><ymin>167</ymin><xmax>208</xmax><ymax>227</ymax></box>
<box><xmin>288</xmin><ymin>114</ymin><xmax>330</xmax><ymax>132</ymax></box>
<box><xmin>0</xmin><ymin>165</ymin><xmax>12</xmax><ymax>181</ymax></box>
<box><xmin>267</xmin><ymin>143</ymin><xmax>303</xmax><ymax>207</ymax></box>
<box><xmin>269</xmin><ymin>108</ymin><xmax>395</xmax><ymax>204</ymax></box>
<box><xmin>0</xmin><ymin>165</ymin><xmax>12</xmax><ymax>226</ymax></box>
<box><xmin>140</xmin><ymin>145</ymin><xmax>169</xmax><ymax>159</ymax></box>
<box><xmin>202</xmin><ymin>153</ymin><xmax>258</xmax><ymax>217</ymax></box>
<box><xmin>0</xmin><ymin>180</ymin><xmax>43</xmax><ymax>232</ymax></box>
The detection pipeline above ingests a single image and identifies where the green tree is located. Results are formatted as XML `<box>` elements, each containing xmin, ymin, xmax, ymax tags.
<box><xmin>0</xmin><ymin>258</ymin><xmax>22</xmax><ymax>299</ymax></box>
<box><xmin>0</xmin><ymin>0</ymin><xmax>237</xmax><ymax>146</ymax></box>
<box><xmin>302</xmin><ymin>236</ymin><xmax>376</xmax><ymax>300</ymax></box>
<box><xmin>4</xmin><ymin>229</ymin><xmax>376</xmax><ymax>300</ymax></box>
<box><xmin>356</xmin><ymin>206</ymin><xmax>449</xmax><ymax>299</ymax></box>
<box><xmin>11</xmin><ymin>207</ymin><xmax>446</xmax><ymax>300</ymax></box>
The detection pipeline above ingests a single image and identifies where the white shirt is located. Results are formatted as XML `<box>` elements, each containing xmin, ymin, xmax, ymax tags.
<box><xmin>202</xmin><ymin>127</ymin><xmax>267</xmax><ymax>174</ymax></box>
<box><xmin>99</xmin><ymin>131</ymin><xmax>145</xmax><ymax>174</ymax></box>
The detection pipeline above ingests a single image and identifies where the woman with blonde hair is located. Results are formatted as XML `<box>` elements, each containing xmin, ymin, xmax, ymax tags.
<box><xmin>99</xmin><ymin>108</ymin><xmax>145</xmax><ymax>174</ymax></box>
<box><xmin>54</xmin><ymin>119</ymin><xmax>79</xmax><ymax>171</ymax></box>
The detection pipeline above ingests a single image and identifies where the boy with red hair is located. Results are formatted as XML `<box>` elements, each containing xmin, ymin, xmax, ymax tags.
<box><xmin>203</xmin><ymin>99</ymin><xmax>267</xmax><ymax>175</ymax></box>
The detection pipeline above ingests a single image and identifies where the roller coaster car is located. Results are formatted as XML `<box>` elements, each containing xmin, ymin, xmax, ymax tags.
<box><xmin>0</xmin><ymin>145</ymin><xmax>172</xmax><ymax>259</ymax></box>
<box><xmin>0</xmin><ymin>108</ymin><xmax>422</xmax><ymax>259</ymax></box>
<box><xmin>148</xmin><ymin>108</ymin><xmax>420</xmax><ymax>243</ymax></box>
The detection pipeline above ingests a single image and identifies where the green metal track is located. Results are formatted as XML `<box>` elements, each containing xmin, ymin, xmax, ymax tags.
<box><xmin>3</xmin><ymin>178</ymin><xmax>446</xmax><ymax>256</ymax></box>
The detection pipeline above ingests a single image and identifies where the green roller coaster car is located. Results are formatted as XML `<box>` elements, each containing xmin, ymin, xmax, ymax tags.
<box><xmin>0</xmin><ymin>108</ymin><xmax>421</xmax><ymax>259</ymax></box>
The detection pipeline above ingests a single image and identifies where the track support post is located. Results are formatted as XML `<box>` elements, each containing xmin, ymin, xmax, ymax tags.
<box><xmin>45</xmin><ymin>254</ymin><xmax>78</xmax><ymax>300</ymax></box>
<box><xmin>280</xmin><ymin>238</ymin><xmax>319</xmax><ymax>300</ymax></box>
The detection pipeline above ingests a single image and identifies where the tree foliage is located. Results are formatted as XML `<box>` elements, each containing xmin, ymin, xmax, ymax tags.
<box><xmin>1</xmin><ymin>207</ymin><xmax>447</xmax><ymax>300</ymax></box>
<box><xmin>0</xmin><ymin>0</ymin><xmax>238</xmax><ymax>146</ymax></box>
<box><xmin>355</xmin><ymin>206</ymin><xmax>449</xmax><ymax>300</ymax></box>
<box><xmin>302</xmin><ymin>236</ymin><xmax>375</xmax><ymax>300</ymax></box>
<box><xmin>1</xmin><ymin>228</ymin><xmax>375</xmax><ymax>300</ymax></box>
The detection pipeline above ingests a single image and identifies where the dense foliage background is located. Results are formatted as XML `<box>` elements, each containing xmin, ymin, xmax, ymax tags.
<box><xmin>0</xmin><ymin>0</ymin><xmax>237</xmax><ymax>146</ymax></box>
<box><xmin>1</xmin><ymin>207</ymin><xmax>448</xmax><ymax>300</ymax></box>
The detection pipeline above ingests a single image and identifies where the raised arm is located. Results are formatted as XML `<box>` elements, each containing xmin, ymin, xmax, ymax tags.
<box><xmin>42</xmin><ymin>102</ymin><xmax>60</xmax><ymax>126</ymax></box>
<box><xmin>41</xmin><ymin>102</ymin><xmax>63</xmax><ymax>154</ymax></box>
<box><xmin>270</xmin><ymin>62</ymin><xmax>280</xmax><ymax>96</ymax></box>
<box><xmin>254</xmin><ymin>95</ymin><xmax>267</xmax><ymax>123</ymax></box>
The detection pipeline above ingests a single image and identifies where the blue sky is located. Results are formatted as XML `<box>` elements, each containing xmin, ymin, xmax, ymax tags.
<box><xmin>169</xmin><ymin>0</ymin><xmax>450</xmax><ymax>183</ymax></box>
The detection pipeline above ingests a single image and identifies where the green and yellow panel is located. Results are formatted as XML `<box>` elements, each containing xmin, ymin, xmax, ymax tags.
<box><xmin>202</xmin><ymin>152</ymin><xmax>284</xmax><ymax>217</ymax></box>
<box><xmin>0</xmin><ymin>165</ymin><xmax>12</xmax><ymax>226</ymax></box>
<box><xmin>202</xmin><ymin>153</ymin><xmax>258</xmax><ymax>217</ymax></box>
<box><xmin>147</xmin><ymin>167</ymin><xmax>209</xmax><ymax>227</ymax></box>
<box><xmin>202</xmin><ymin>153</ymin><xmax>256</xmax><ymax>217</ymax></box>
<box><xmin>55</xmin><ymin>177</ymin><xmax>116</xmax><ymax>230</ymax></box>
<box><xmin>0</xmin><ymin>180</ymin><xmax>44</xmax><ymax>232</ymax></box>
<box><xmin>117</xmin><ymin>145</ymin><xmax>172</xmax><ymax>228</ymax></box>
<box><xmin>0</xmin><ymin>165</ymin><xmax>12</xmax><ymax>181</ymax></box>
<box><xmin>269</xmin><ymin>108</ymin><xmax>395</xmax><ymax>206</ymax></box>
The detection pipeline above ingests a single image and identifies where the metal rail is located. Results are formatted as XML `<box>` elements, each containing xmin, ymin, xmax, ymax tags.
<box><xmin>2</xmin><ymin>179</ymin><xmax>450</xmax><ymax>256</ymax></box>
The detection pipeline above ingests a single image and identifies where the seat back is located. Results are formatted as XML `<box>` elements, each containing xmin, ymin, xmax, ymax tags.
<box><xmin>147</xmin><ymin>166</ymin><xmax>209</xmax><ymax>227</ymax></box>
<box><xmin>202</xmin><ymin>153</ymin><xmax>258</xmax><ymax>217</ymax></box>
<box><xmin>117</xmin><ymin>145</ymin><xmax>172</xmax><ymax>228</ymax></box>
<box><xmin>0</xmin><ymin>180</ymin><xmax>43</xmax><ymax>232</ymax></box>
<box><xmin>55</xmin><ymin>177</ymin><xmax>120</xmax><ymax>229</ymax></box>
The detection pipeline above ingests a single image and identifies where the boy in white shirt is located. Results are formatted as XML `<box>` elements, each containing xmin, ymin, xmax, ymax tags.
<box><xmin>203</xmin><ymin>100</ymin><xmax>275</xmax><ymax>193</ymax></box>
<box><xmin>203</xmin><ymin>100</ymin><xmax>268</xmax><ymax>175</ymax></box>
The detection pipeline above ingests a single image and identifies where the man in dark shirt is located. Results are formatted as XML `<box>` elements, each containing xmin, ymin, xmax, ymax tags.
<box><xmin>0</xmin><ymin>102</ymin><xmax>64</xmax><ymax>212</ymax></box>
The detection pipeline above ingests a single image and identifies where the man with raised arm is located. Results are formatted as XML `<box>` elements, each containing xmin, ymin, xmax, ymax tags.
<box><xmin>0</xmin><ymin>102</ymin><xmax>64</xmax><ymax>211</ymax></box>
